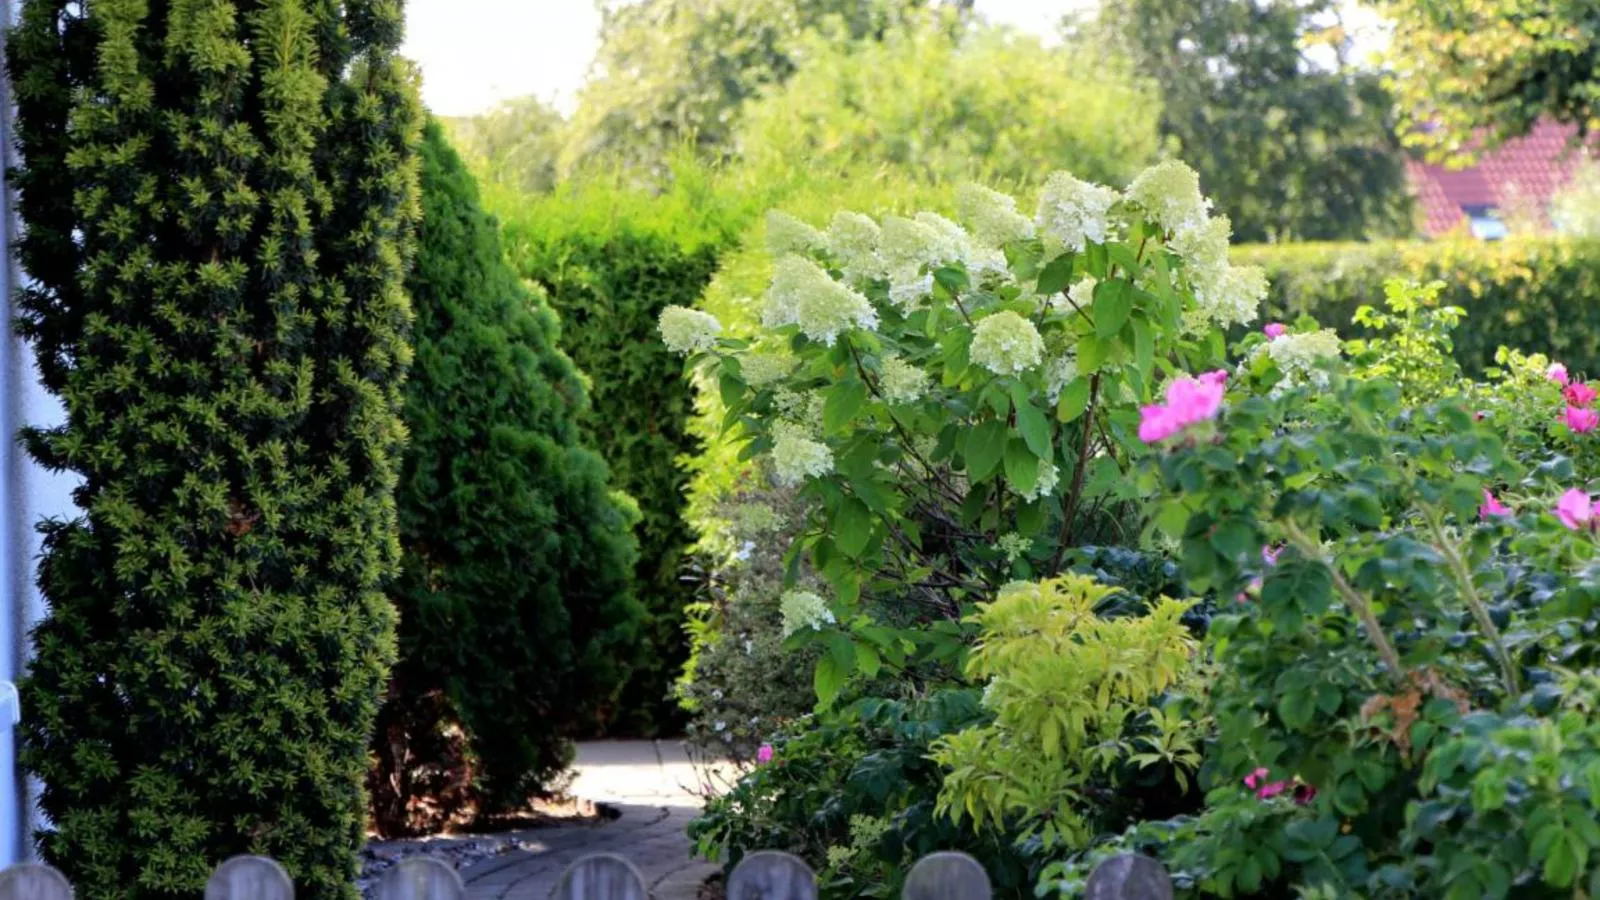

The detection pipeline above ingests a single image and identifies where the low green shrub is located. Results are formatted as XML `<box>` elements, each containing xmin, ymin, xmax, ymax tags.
<box><xmin>690</xmin><ymin>689</ymin><xmax>1036</xmax><ymax>900</ymax></box>
<box><xmin>1237</xmin><ymin>238</ymin><xmax>1600</xmax><ymax>377</ymax></box>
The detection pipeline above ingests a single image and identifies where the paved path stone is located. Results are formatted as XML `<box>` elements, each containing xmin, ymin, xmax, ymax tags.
<box><xmin>452</xmin><ymin>740</ymin><xmax>729</xmax><ymax>900</ymax></box>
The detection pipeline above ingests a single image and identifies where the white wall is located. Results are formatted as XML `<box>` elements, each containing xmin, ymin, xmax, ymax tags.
<box><xmin>1</xmin><ymin>0</ymin><xmax>79</xmax><ymax>864</ymax></box>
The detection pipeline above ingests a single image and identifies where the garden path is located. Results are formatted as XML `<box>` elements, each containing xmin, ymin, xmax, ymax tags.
<box><xmin>456</xmin><ymin>740</ymin><xmax>725</xmax><ymax>900</ymax></box>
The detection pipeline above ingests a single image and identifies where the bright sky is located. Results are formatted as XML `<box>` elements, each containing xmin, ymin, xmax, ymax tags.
<box><xmin>402</xmin><ymin>1</ymin><xmax>1087</xmax><ymax>118</ymax></box>
<box><xmin>402</xmin><ymin>1</ymin><xmax>1386</xmax><ymax>118</ymax></box>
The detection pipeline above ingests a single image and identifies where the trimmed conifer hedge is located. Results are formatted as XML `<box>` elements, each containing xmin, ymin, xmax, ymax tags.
<box><xmin>1236</xmin><ymin>238</ymin><xmax>1600</xmax><ymax>376</ymax></box>
<box><xmin>6</xmin><ymin>2</ymin><xmax>419</xmax><ymax>897</ymax></box>
<box><xmin>371</xmin><ymin>123</ymin><xmax>644</xmax><ymax>834</ymax></box>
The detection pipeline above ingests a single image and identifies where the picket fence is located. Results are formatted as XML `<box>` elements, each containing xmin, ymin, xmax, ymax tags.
<box><xmin>0</xmin><ymin>850</ymin><xmax>1173</xmax><ymax>900</ymax></box>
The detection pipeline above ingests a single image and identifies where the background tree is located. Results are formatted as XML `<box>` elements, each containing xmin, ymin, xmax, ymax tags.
<box><xmin>370</xmin><ymin>122</ymin><xmax>644</xmax><ymax>834</ymax></box>
<box><xmin>440</xmin><ymin>96</ymin><xmax>566</xmax><ymax>194</ymax></box>
<box><xmin>735</xmin><ymin>19</ymin><xmax>1162</xmax><ymax>187</ymax></box>
<box><xmin>1382</xmin><ymin>0</ymin><xmax>1600</xmax><ymax>161</ymax></box>
<box><xmin>5</xmin><ymin>0</ymin><xmax>419</xmax><ymax>897</ymax></box>
<box><xmin>1085</xmin><ymin>0</ymin><xmax>1412</xmax><ymax>241</ymax></box>
<box><xmin>558</xmin><ymin>0</ymin><xmax>946</xmax><ymax>179</ymax></box>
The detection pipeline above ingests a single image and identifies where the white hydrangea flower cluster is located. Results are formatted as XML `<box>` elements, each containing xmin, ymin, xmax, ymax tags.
<box><xmin>1168</xmin><ymin>213</ymin><xmax>1266</xmax><ymax>330</ymax></box>
<box><xmin>826</xmin><ymin>211</ymin><xmax>884</xmax><ymax>283</ymax></box>
<box><xmin>1250</xmin><ymin>328</ymin><xmax>1344</xmax><ymax>394</ymax></box>
<box><xmin>1035</xmin><ymin>171</ymin><xmax>1119</xmax><ymax>254</ymax></box>
<box><xmin>957</xmin><ymin>182</ymin><xmax>1034</xmax><ymax>247</ymax></box>
<box><xmin>1061</xmin><ymin>275</ymin><xmax>1096</xmax><ymax>314</ymax></box>
<box><xmin>995</xmin><ymin>532</ymin><xmax>1032</xmax><ymax>563</ymax></box>
<box><xmin>773</xmin><ymin>389</ymin><xmax>826</xmax><ymax>432</ymax></box>
<box><xmin>779</xmin><ymin>589</ymin><xmax>836</xmax><ymax>638</ymax></box>
<box><xmin>658</xmin><ymin>305</ymin><xmax>722</xmax><ymax>355</ymax></box>
<box><xmin>763</xmin><ymin>255</ymin><xmax>879</xmax><ymax>346</ymax></box>
<box><xmin>765</xmin><ymin>209</ymin><xmax>826</xmax><ymax>256</ymax></box>
<box><xmin>739</xmin><ymin>348</ymin><xmax>797</xmax><ymax>388</ymax></box>
<box><xmin>879</xmin><ymin>356</ymin><xmax>929</xmax><ymax>405</ymax></box>
<box><xmin>1045</xmin><ymin>355</ymin><xmax>1078</xmax><ymax>404</ymax></box>
<box><xmin>770</xmin><ymin>419</ymin><xmax>833</xmax><ymax>485</ymax></box>
<box><xmin>1126</xmin><ymin>160</ymin><xmax>1210</xmax><ymax>234</ymax></box>
<box><xmin>969</xmin><ymin>311</ymin><xmax>1044</xmax><ymax>375</ymax></box>
<box><xmin>1018</xmin><ymin>460</ymin><xmax>1059</xmax><ymax>502</ymax></box>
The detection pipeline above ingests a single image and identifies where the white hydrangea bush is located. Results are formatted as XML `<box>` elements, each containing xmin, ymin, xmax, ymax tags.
<box><xmin>658</xmin><ymin>162</ymin><xmax>1268</xmax><ymax>696</ymax></box>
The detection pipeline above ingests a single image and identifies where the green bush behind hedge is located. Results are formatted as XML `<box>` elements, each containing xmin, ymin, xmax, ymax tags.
<box><xmin>1237</xmin><ymin>238</ymin><xmax>1600</xmax><ymax>376</ymax></box>
<box><xmin>490</xmin><ymin>163</ymin><xmax>757</xmax><ymax>734</ymax></box>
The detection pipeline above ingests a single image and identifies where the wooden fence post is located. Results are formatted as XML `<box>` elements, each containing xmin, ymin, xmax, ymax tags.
<box><xmin>902</xmin><ymin>851</ymin><xmax>990</xmax><ymax>900</ymax></box>
<box><xmin>1084</xmin><ymin>854</ymin><xmax>1173</xmax><ymax>900</ymax></box>
<box><xmin>376</xmin><ymin>857</ymin><xmax>464</xmax><ymax>900</ymax></box>
<box><xmin>0</xmin><ymin>864</ymin><xmax>72</xmax><ymax>900</ymax></box>
<box><xmin>554</xmin><ymin>853</ymin><xmax>647</xmax><ymax>900</ymax></box>
<box><xmin>205</xmin><ymin>856</ymin><xmax>294</xmax><ymax>900</ymax></box>
<box><xmin>725</xmin><ymin>850</ymin><xmax>817</xmax><ymax>900</ymax></box>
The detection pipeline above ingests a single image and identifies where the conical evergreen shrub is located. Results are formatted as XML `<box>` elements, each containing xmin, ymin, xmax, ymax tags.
<box><xmin>5</xmin><ymin>2</ymin><xmax>419</xmax><ymax>898</ymax></box>
<box><xmin>370</xmin><ymin>123</ymin><xmax>643</xmax><ymax>834</ymax></box>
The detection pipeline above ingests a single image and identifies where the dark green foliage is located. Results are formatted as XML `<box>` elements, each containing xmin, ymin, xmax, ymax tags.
<box><xmin>689</xmin><ymin>690</ymin><xmax>1038</xmax><ymax>900</ymax></box>
<box><xmin>1236</xmin><ymin>239</ymin><xmax>1600</xmax><ymax>376</ymax></box>
<box><xmin>500</xmin><ymin>221</ymin><xmax>720</xmax><ymax>735</ymax></box>
<box><xmin>371</xmin><ymin>122</ymin><xmax>644</xmax><ymax>832</ymax></box>
<box><xmin>6</xmin><ymin>1</ymin><xmax>419</xmax><ymax>898</ymax></box>
<box><xmin>1089</xmin><ymin>0</ymin><xmax>1412</xmax><ymax>242</ymax></box>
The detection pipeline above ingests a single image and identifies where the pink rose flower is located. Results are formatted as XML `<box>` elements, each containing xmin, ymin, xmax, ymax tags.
<box><xmin>1263</xmin><ymin>323</ymin><xmax>1287</xmax><ymax>340</ymax></box>
<box><xmin>1243</xmin><ymin>767</ymin><xmax>1270</xmax><ymax>790</ymax></box>
<box><xmin>1479</xmin><ymin>490</ymin><xmax>1511</xmax><ymax>519</ymax></box>
<box><xmin>1256</xmin><ymin>780</ymin><xmax>1289</xmax><ymax>800</ymax></box>
<box><xmin>1565</xmin><ymin>406</ymin><xmax>1600</xmax><ymax>433</ymax></box>
<box><xmin>1568</xmin><ymin>383</ymin><xmax>1598</xmax><ymax>408</ymax></box>
<box><xmin>1557</xmin><ymin>489</ymin><xmax>1595</xmax><ymax>531</ymax></box>
<box><xmin>1139</xmin><ymin>371</ymin><xmax>1229</xmax><ymax>444</ymax></box>
<box><xmin>756</xmin><ymin>743</ymin><xmax>774</xmax><ymax>765</ymax></box>
<box><xmin>1293</xmin><ymin>783</ymin><xmax>1318</xmax><ymax>806</ymax></box>
<box><xmin>1549</xmin><ymin>363</ymin><xmax>1571</xmax><ymax>386</ymax></box>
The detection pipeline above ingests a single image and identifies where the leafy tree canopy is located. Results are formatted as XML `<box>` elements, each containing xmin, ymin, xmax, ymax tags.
<box><xmin>1084</xmin><ymin>0</ymin><xmax>1412</xmax><ymax>241</ymax></box>
<box><xmin>735</xmin><ymin>19</ymin><xmax>1163</xmax><ymax>187</ymax></box>
<box><xmin>1382</xmin><ymin>0</ymin><xmax>1600</xmax><ymax>161</ymax></box>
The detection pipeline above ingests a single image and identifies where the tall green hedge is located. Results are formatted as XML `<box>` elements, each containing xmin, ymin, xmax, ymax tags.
<box><xmin>371</xmin><ymin>123</ymin><xmax>644</xmax><ymax>834</ymax></box>
<box><xmin>6</xmin><ymin>1</ymin><xmax>418</xmax><ymax>898</ymax></box>
<box><xmin>492</xmin><ymin>170</ymin><xmax>745</xmax><ymax>734</ymax></box>
<box><xmin>1237</xmin><ymin>238</ymin><xmax>1600</xmax><ymax>376</ymax></box>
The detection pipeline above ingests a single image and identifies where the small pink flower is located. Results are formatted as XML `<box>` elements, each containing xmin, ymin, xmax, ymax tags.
<box><xmin>1549</xmin><ymin>363</ymin><xmax>1571</xmax><ymax>386</ymax></box>
<box><xmin>1165</xmin><ymin>373</ymin><xmax>1226</xmax><ymax>422</ymax></box>
<box><xmin>1263</xmin><ymin>323</ymin><xmax>1287</xmax><ymax>340</ymax></box>
<box><xmin>1474</xmin><ymin>411</ymin><xmax>1486</xmax><ymax>421</ymax></box>
<box><xmin>1293</xmin><ymin>783</ymin><xmax>1318</xmax><ymax>806</ymax></box>
<box><xmin>1139</xmin><ymin>371</ymin><xmax>1228</xmax><ymax>444</ymax></box>
<box><xmin>1138</xmin><ymin>404</ymin><xmax>1181</xmax><ymax>443</ymax></box>
<box><xmin>1565</xmin><ymin>406</ymin><xmax>1600</xmax><ymax>433</ymax></box>
<box><xmin>756</xmin><ymin>743</ymin><xmax>774</xmax><ymax>765</ymax></box>
<box><xmin>1557</xmin><ymin>488</ymin><xmax>1595</xmax><ymax>531</ymax></box>
<box><xmin>1568</xmin><ymin>383</ymin><xmax>1598</xmax><ymax>408</ymax></box>
<box><xmin>1256</xmin><ymin>780</ymin><xmax>1289</xmax><ymax>800</ymax></box>
<box><xmin>1243</xmin><ymin>767</ymin><xmax>1270</xmax><ymax>790</ymax></box>
<box><xmin>1479</xmin><ymin>490</ymin><xmax>1511</xmax><ymax>519</ymax></box>
<box><xmin>1261</xmin><ymin>545</ymin><xmax>1282</xmax><ymax>566</ymax></box>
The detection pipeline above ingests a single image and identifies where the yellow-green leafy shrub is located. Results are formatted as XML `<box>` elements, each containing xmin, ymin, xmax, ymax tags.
<box><xmin>933</xmin><ymin>575</ymin><xmax>1204</xmax><ymax>851</ymax></box>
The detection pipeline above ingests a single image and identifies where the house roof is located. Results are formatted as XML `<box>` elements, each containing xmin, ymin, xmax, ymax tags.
<box><xmin>1406</xmin><ymin>119</ymin><xmax>1590</xmax><ymax>237</ymax></box>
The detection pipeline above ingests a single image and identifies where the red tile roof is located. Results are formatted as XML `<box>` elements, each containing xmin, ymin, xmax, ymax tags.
<box><xmin>1406</xmin><ymin>119</ymin><xmax>1590</xmax><ymax>237</ymax></box>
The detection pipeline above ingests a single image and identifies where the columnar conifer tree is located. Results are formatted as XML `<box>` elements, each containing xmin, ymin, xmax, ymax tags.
<box><xmin>5</xmin><ymin>1</ymin><xmax>420</xmax><ymax>898</ymax></box>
